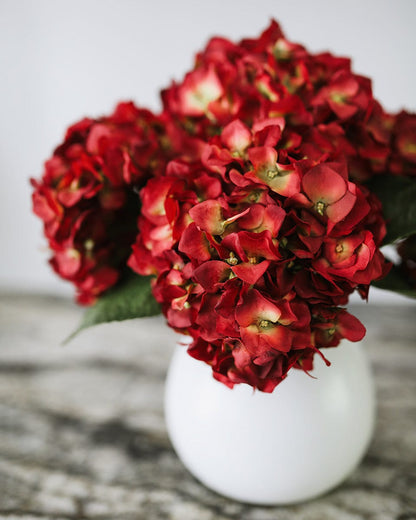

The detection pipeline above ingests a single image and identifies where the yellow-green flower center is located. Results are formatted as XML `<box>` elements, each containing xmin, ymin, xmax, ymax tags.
<box><xmin>84</xmin><ymin>239</ymin><xmax>94</xmax><ymax>252</ymax></box>
<box><xmin>315</xmin><ymin>201</ymin><xmax>326</xmax><ymax>216</ymax></box>
<box><xmin>226</xmin><ymin>252</ymin><xmax>239</xmax><ymax>266</ymax></box>
<box><xmin>259</xmin><ymin>319</ymin><xmax>273</xmax><ymax>329</ymax></box>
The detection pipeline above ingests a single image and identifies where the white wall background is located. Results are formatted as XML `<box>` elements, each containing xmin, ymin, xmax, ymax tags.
<box><xmin>0</xmin><ymin>0</ymin><xmax>415</xmax><ymax>303</ymax></box>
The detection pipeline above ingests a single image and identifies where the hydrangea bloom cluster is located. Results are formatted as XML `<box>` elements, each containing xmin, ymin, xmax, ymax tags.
<box><xmin>33</xmin><ymin>21</ymin><xmax>415</xmax><ymax>391</ymax></box>
<box><xmin>161</xmin><ymin>22</ymin><xmax>393</xmax><ymax>181</ymax></box>
<box><xmin>128</xmin><ymin>22</ymin><xmax>392</xmax><ymax>391</ymax></box>
<box><xmin>32</xmin><ymin>102</ymin><xmax>170</xmax><ymax>304</ymax></box>
<box><xmin>129</xmin><ymin>122</ymin><xmax>388</xmax><ymax>391</ymax></box>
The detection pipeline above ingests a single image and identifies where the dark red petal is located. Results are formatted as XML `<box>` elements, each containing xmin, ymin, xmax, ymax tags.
<box><xmin>193</xmin><ymin>261</ymin><xmax>231</xmax><ymax>292</ymax></box>
<box><xmin>178</xmin><ymin>223</ymin><xmax>212</xmax><ymax>262</ymax></box>
<box><xmin>337</xmin><ymin>311</ymin><xmax>366</xmax><ymax>342</ymax></box>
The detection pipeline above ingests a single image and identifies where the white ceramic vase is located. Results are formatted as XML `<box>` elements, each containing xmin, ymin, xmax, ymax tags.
<box><xmin>164</xmin><ymin>340</ymin><xmax>375</xmax><ymax>505</ymax></box>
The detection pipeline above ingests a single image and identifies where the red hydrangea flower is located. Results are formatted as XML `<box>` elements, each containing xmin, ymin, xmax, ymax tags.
<box><xmin>128</xmin><ymin>119</ymin><xmax>389</xmax><ymax>391</ymax></box>
<box><xmin>124</xmin><ymin>20</ymin><xmax>400</xmax><ymax>391</ymax></box>
<box><xmin>122</xmin><ymin>22</ymin><xmax>404</xmax><ymax>391</ymax></box>
<box><xmin>34</xmin><ymin>19</ymin><xmax>410</xmax><ymax>392</ymax></box>
<box><xmin>32</xmin><ymin>102</ymin><xmax>171</xmax><ymax>304</ymax></box>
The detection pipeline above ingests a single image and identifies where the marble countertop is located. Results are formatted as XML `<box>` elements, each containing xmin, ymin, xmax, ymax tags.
<box><xmin>0</xmin><ymin>293</ymin><xmax>415</xmax><ymax>520</ymax></box>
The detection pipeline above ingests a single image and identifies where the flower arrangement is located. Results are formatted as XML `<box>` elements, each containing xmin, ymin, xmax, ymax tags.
<box><xmin>32</xmin><ymin>21</ymin><xmax>416</xmax><ymax>392</ymax></box>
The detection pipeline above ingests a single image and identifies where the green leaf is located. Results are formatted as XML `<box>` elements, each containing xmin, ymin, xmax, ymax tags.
<box><xmin>372</xmin><ymin>265</ymin><xmax>416</xmax><ymax>299</ymax></box>
<box><xmin>65</xmin><ymin>274</ymin><xmax>161</xmax><ymax>343</ymax></box>
<box><xmin>366</xmin><ymin>175</ymin><xmax>416</xmax><ymax>244</ymax></box>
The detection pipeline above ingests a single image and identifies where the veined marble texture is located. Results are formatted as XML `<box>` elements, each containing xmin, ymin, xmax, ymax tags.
<box><xmin>0</xmin><ymin>293</ymin><xmax>415</xmax><ymax>520</ymax></box>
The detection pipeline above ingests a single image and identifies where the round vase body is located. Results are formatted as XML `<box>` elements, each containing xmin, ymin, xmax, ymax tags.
<box><xmin>164</xmin><ymin>340</ymin><xmax>375</xmax><ymax>505</ymax></box>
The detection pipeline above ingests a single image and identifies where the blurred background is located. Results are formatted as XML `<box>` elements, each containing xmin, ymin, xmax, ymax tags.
<box><xmin>1</xmin><ymin>0</ymin><xmax>415</xmax><ymax>302</ymax></box>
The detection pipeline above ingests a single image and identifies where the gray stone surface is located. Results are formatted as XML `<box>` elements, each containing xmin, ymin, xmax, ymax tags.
<box><xmin>0</xmin><ymin>293</ymin><xmax>415</xmax><ymax>519</ymax></box>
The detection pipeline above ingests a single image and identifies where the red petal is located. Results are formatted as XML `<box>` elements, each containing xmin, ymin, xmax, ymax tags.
<box><xmin>236</xmin><ymin>289</ymin><xmax>281</xmax><ymax>327</ymax></box>
<box><xmin>86</xmin><ymin>124</ymin><xmax>111</xmax><ymax>155</ymax></box>
<box><xmin>189</xmin><ymin>200</ymin><xmax>224</xmax><ymax>235</ymax></box>
<box><xmin>50</xmin><ymin>248</ymin><xmax>82</xmax><ymax>278</ymax></box>
<box><xmin>324</xmin><ymin>235</ymin><xmax>364</xmax><ymax>265</ymax></box>
<box><xmin>179</xmin><ymin>65</ymin><xmax>224</xmax><ymax>116</ymax></box>
<box><xmin>237</xmin><ymin>203</ymin><xmax>286</xmax><ymax>236</ymax></box>
<box><xmin>248</xmin><ymin>146</ymin><xmax>278</xmax><ymax>171</ymax></box>
<box><xmin>141</xmin><ymin>177</ymin><xmax>175</xmax><ymax>224</ymax></box>
<box><xmin>302</xmin><ymin>164</ymin><xmax>347</xmax><ymax>204</ymax></box>
<box><xmin>232</xmin><ymin>260</ymin><xmax>270</xmax><ymax>284</ymax></box>
<box><xmin>326</xmin><ymin>190</ymin><xmax>356</xmax><ymax>225</ymax></box>
<box><xmin>193</xmin><ymin>261</ymin><xmax>231</xmax><ymax>292</ymax></box>
<box><xmin>262</xmin><ymin>204</ymin><xmax>286</xmax><ymax>235</ymax></box>
<box><xmin>178</xmin><ymin>223</ymin><xmax>212</xmax><ymax>261</ymax></box>
<box><xmin>221</xmin><ymin>119</ymin><xmax>252</xmax><ymax>152</ymax></box>
<box><xmin>193</xmin><ymin>173</ymin><xmax>223</xmax><ymax>200</ymax></box>
<box><xmin>252</xmin><ymin>118</ymin><xmax>285</xmax><ymax>147</ymax></box>
<box><xmin>337</xmin><ymin>311</ymin><xmax>366</xmax><ymax>342</ymax></box>
<box><xmin>245</xmin><ymin>165</ymin><xmax>300</xmax><ymax>197</ymax></box>
<box><xmin>241</xmin><ymin>324</ymin><xmax>293</xmax><ymax>354</ymax></box>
